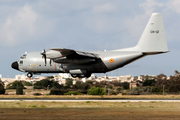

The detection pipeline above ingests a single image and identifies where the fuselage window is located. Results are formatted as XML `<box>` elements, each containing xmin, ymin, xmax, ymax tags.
<box><xmin>20</xmin><ymin>61</ymin><xmax>23</xmax><ymax>64</ymax></box>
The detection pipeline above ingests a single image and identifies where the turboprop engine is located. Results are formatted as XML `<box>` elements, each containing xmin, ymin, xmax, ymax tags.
<box><xmin>46</xmin><ymin>50</ymin><xmax>63</xmax><ymax>59</ymax></box>
<box><xmin>41</xmin><ymin>49</ymin><xmax>63</xmax><ymax>65</ymax></box>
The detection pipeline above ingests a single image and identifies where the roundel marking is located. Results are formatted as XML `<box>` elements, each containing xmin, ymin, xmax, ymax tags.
<box><xmin>109</xmin><ymin>58</ymin><xmax>114</xmax><ymax>63</ymax></box>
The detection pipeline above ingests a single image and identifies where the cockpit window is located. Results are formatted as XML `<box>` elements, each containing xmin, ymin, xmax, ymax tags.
<box><xmin>20</xmin><ymin>54</ymin><xmax>27</xmax><ymax>59</ymax></box>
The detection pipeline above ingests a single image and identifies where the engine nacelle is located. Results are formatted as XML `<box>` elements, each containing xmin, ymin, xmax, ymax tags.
<box><xmin>46</xmin><ymin>50</ymin><xmax>62</xmax><ymax>59</ymax></box>
<box><xmin>69</xmin><ymin>69</ymin><xmax>87</xmax><ymax>74</ymax></box>
<box><xmin>69</xmin><ymin>69</ymin><xmax>91</xmax><ymax>78</ymax></box>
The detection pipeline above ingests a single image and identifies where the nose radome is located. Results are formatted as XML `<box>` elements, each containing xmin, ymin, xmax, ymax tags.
<box><xmin>11</xmin><ymin>61</ymin><xmax>19</xmax><ymax>70</ymax></box>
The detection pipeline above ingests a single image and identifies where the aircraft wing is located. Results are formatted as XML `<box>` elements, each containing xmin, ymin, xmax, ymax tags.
<box><xmin>50</xmin><ymin>48</ymin><xmax>100</xmax><ymax>59</ymax></box>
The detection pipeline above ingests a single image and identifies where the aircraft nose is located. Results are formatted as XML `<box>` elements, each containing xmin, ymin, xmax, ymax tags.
<box><xmin>11</xmin><ymin>61</ymin><xmax>19</xmax><ymax>70</ymax></box>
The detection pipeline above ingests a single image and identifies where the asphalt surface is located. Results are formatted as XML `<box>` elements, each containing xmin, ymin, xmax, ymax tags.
<box><xmin>1</xmin><ymin>98</ymin><xmax>180</xmax><ymax>102</ymax></box>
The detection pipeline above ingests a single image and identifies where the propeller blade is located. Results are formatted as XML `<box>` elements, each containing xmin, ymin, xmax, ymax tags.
<box><xmin>41</xmin><ymin>49</ymin><xmax>47</xmax><ymax>65</ymax></box>
<box><xmin>45</xmin><ymin>57</ymin><xmax>47</xmax><ymax>65</ymax></box>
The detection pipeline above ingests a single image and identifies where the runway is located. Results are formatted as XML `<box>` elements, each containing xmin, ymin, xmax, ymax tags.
<box><xmin>1</xmin><ymin>98</ymin><xmax>180</xmax><ymax>102</ymax></box>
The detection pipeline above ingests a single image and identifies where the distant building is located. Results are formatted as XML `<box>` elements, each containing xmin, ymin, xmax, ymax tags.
<box><xmin>117</xmin><ymin>75</ymin><xmax>132</xmax><ymax>83</ymax></box>
<box><xmin>82</xmin><ymin>78</ymin><xmax>86</xmax><ymax>83</ymax></box>
<box><xmin>53</xmin><ymin>75</ymin><xmax>67</xmax><ymax>85</ymax></box>
<box><xmin>59</xmin><ymin>73</ymin><xmax>70</xmax><ymax>78</ymax></box>
<box><xmin>138</xmin><ymin>75</ymin><xmax>156</xmax><ymax>81</ymax></box>
<box><xmin>129</xmin><ymin>82</ymin><xmax>137</xmax><ymax>89</ymax></box>
<box><xmin>58</xmin><ymin>79</ymin><xmax>67</xmax><ymax>85</ymax></box>
<box><xmin>33</xmin><ymin>76</ymin><xmax>46</xmax><ymax>81</ymax></box>
<box><xmin>15</xmin><ymin>74</ymin><xmax>26</xmax><ymax>80</ymax></box>
<box><xmin>73</xmin><ymin>79</ymin><xmax>77</xmax><ymax>85</ymax></box>
<box><xmin>87</xmin><ymin>74</ymin><xmax>96</xmax><ymax>80</ymax></box>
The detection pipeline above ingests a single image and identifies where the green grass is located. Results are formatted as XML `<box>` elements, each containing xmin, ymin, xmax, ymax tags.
<box><xmin>149</xmin><ymin>106</ymin><xmax>154</xmax><ymax>108</ymax></box>
<box><xmin>150</xmin><ymin>101</ymin><xmax>157</xmax><ymax>103</ymax></box>
<box><xmin>0</xmin><ymin>101</ymin><xmax>180</xmax><ymax>119</ymax></box>
<box><xmin>40</xmin><ymin>105</ymin><xmax>46</xmax><ymax>108</ymax></box>
<box><xmin>28</xmin><ymin>105</ymin><xmax>37</xmax><ymax>108</ymax></box>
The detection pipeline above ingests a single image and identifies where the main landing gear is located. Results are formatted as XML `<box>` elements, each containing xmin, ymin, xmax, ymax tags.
<box><xmin>71</xmin><ymin>73</ymin><xmax>91</xmax><ymax>78</ymax></box>
<box><xmin>27</xmin><ymin>72</ymin><xmax>33</xmax><ymax>78</ymax></box>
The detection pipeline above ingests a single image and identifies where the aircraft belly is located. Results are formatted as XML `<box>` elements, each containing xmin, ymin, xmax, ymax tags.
<box><xmin>57</xmin><ymin>63</ymin><xmax>101</xmax><ymax>74</ymax></box>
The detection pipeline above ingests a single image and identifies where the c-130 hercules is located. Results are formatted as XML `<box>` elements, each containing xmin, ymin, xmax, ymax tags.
<box><xmin>12</xmin><ymin>13</ymin><xmax>168</xmax><ymax>78</ymax></box>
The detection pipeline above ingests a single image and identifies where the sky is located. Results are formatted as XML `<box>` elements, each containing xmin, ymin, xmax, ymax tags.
<box><xmin>1</xmin><ymin>0</ymin><xmax>180</xmax><ymax>78</ymax></box>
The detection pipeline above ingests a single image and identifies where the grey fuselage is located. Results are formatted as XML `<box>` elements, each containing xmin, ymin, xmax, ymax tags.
<box><xmin>13</xmin><ymin>50</ymin><xmax>144</xmax><ymax>76</ymax></box>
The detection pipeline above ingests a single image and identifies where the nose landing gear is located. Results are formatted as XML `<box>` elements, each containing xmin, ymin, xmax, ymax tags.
<box><xmin>27</xmin><ymin>72</ymin><xmax>33</xmax><ymax>78</ymax></box>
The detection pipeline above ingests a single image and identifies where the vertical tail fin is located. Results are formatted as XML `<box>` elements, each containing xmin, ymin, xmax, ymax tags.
<box><xmin>136</xmin><ymin>13</ymin><xmax>168</xmax><ymax>53</ymax></box>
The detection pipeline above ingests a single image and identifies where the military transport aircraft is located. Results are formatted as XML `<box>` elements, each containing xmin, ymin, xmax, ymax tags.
<box><xmin>12</xmin><ymin>13</ymin><xmax>168</xmax><ymax>78</ymax></box>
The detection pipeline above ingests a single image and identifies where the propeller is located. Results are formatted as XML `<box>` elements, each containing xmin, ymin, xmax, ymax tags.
<box><xmin>50</xmin><ymin>59</ymin><xmax>52</xmax><ymax>65</ymax></box>
<box><xmin>41</xmin><ymin>49</ymin><xmax>47</xmax><ymax>65</ymax></box>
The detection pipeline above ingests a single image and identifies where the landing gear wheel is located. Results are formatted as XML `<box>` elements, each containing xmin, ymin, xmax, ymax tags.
<box><xmin>71</xmin><ymin>74</ymin><xmax>77</xmax><ymax>78</ymax></box>
<box><xmin>79</xmin><ymin>74</ymin><xmax>85</xmax><ymax>78</ymax></box>
<box><xmin>27</xmin><ymin>72</ymin><xmax>33</xmax><ymax>78</ymax></box>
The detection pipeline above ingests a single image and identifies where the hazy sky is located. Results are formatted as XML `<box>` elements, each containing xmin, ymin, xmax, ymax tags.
<box><xmin>1</xmin><ymin>0</ymin><xmax>180</xmax><ymax>78</ymax></box>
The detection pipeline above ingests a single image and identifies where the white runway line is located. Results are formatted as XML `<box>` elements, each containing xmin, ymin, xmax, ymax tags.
<box><xmin>1</xmin><ymin>100</ymin><xmax>180</xmax><ymax>102</ymax></box>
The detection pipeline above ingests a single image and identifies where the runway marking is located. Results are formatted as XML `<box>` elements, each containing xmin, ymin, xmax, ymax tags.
<box><xmin>1</xmin><ymin>100</ymin><xmax>180</xmax><ymax>102</ymax></box>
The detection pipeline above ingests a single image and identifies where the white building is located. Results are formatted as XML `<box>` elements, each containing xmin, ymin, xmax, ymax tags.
<box><xmin>58</xmin><ymin>79</ymin><xmax>67</xmax><ymax>85</ymax></box>
<box><xmin>73</xmin><ymin>79</ymin><xmax>77</xmax><ymax>85</ymax></box>
<box><xmin>138</xmin><ymin>75</ymin><xmax>156</xmax><ymax>81</ymax></box>
<box><xmin>59</xmin><ymin>73</ymin><xmax>70</xmax><ymax>78</ymax></box>
<box><xmin>15</xmin><ymin>74</ymin><xmax>26</xmax><ymax>80</ymax></box>
<box><xmin>117</xmin><ymin>75</ymin><xmax>132</xmax><ymax>82</ymax></box>
<box><xmin>33</xmin><ymin>76</ymin><xmax>46</xmax><ymax>81</ymax></box>
<box><xmin>87</xmin><ymin>74</ymin><xmax>96</xmax><ymax>80</ymax></box>
<box><xmin>82</xmin><ymin>78</ymin><xmax>86</xmax><ymax>83</ymax></box>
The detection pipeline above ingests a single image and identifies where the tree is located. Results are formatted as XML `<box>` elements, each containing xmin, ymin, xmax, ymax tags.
<box><xmin>87</xmin><ymin>87</ymin><xmax>105</xmax><ymax>95</ymax></box>
<box><xmin>0</xmin><ymin>80</ymin><xmax>5</xmax><ymax>94</ymax></box>
<box><xmin>143</xmin><ymin>79</ymin><xmax>156</xmax><ymax>86</ymax></box>
<box><xmin>161</xmin><ymin>75</ymin><xmax>180</xmax><ymax>93</ymax></box>
<box><xmin>154</xmin><ymin>74</ymin><xmax>180</xmax><ymax>93</ymax></box>
<box><xmin>22</xmin><ymin>81</ymin><xmax>32</xmax><ymax>86</ymax></box>
<box><xmin>129</xmin><ymin>86</ymin><xmax>153</xmax><ymax>95</ymax></box>
<box><xmin>64</xmin><ymin>91</ymin><xmax>83</xmax><ymax>95</ymax></box>
<box><xmin>50</xmin><ymin>88</ymin><xmax>67</xmax><ymax>95</ymax></box>
<box><xmin>6</xmin><ymin>81</ymin><xmax>26</xmax><ymax>89</ymax></box>
<box><xmin>120</xmin><ymin>82</ymin><xmax>129</xmax><ymax>89</ymax></box>
<box><xmin>117</xmin><ymin>87</ymin><xmax>122</xmax><ymax>93</ymax></box>
<box><xmin>175</xmin><ymin>70</ymin><xmax>180</xmax><ymax>76</ymax></box>
<box><xmin>155</xmin><ymin>74</ymin><xmax>167</xmax><ymax>89</ymax></box>
<box><xmin>66</xmin><ymin>79</ymin><xmax>73</xmax><ymax>88</ymax></box>
<box><xmin>46</xmin><ymin>76</ymin><xmax>54</xmax><ymax>79</ymax></box>
<box><xmin>16</xmin><ymin>81</ymin><xmax>24</xmax><ymax>95</ymax></box>
<box><xmin>33</xmin><ymin>79</ymin><xmax>62</xmax><ymax>89</ymax></box>
<box><xmin>73</xmin><ymin>81</ymin><xmax>90</xmax><ymax>90</ymax></box>
<box><xmin>86</xmin><ymin>80</ymin><xmax>93</xmax><ymax>85</ymax></box>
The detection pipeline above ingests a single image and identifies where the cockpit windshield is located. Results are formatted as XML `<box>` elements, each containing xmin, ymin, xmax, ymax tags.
<box><xmin>20</xmin><ymin>54</ymin><xmax>27</xmax><ymax>59</ymax></box>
